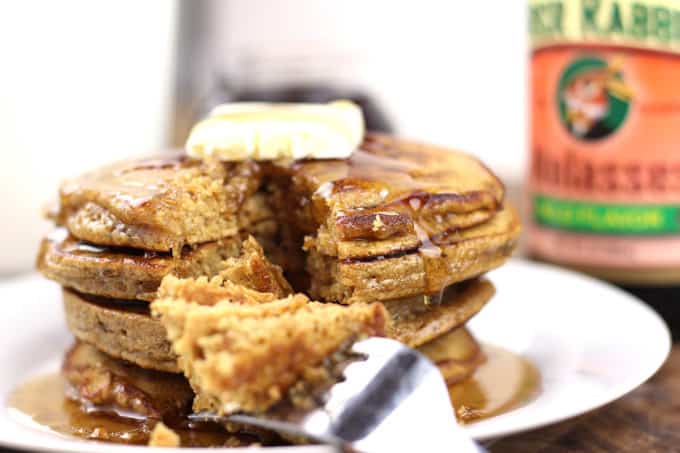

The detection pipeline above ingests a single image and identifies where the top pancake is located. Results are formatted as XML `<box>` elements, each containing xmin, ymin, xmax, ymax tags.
<box><xmin>270</xmin><ymin>133</ymin><xmax>505</xmax><ymax>254</ymax></box>
<box><xmin>55</xmin><ymin>135</ymin><xmax>503</xmax><ymax>256</ymax></box>
<box><xmin>46</xmin><ymin>134</ymin><xmax>515</xmax><ymax>305</ymax></box>
<box><xmin>264</xmin><ymin>133</ymin><xmax>517</xmax><ymax>301</ymax></box>
<box><xmin>56</xmin><ymin>152</ymin><xmax>261</xmax><ymax>254</ymax></box>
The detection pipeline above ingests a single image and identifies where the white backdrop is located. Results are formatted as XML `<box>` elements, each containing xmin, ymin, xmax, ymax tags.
<box><xmin>0</xmin><ymin>1</ymin><xmax>178</xmax><ymax>273</ymax></box>
<box><xmin>213</xmin><ymin>0</ymin><xmax>528</xmax><ymax>179</ymax></box>
<box><xmin>0</xmin><ymin>1</ymin><xmax>527</xmax><ymax>273</ymax></box>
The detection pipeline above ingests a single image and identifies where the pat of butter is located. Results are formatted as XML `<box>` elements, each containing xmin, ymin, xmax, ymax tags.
<box><xmin>186</xmin><ymin>100</ymin><xmax>365</xmax><ymax>161</ymax></box>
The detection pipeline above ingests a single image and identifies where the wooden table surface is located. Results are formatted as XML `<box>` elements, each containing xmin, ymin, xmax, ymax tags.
<box><xmin>490</xmin><ymin>345</ymin><xmax>680</xmax><ymax>453</ymax></box>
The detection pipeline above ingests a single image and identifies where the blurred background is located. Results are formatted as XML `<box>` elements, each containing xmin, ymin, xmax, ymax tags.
<box><xmin>0</xmin><ymin>0</ymin><xmax>527</xmax><ymax>274</ymax></box>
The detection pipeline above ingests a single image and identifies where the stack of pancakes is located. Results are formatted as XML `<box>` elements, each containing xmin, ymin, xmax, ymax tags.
<box><xmin>38</xmin><ymin>154</ymin><xmax>276</xmax><ymax>374</ymax></box>
<box><xmin>36</xmin><ymin>132</ymin><xmax>519</xmax><ymax>443</ymax></box>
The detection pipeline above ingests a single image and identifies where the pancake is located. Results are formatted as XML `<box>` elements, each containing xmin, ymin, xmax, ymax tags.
<box><xmin>385</xmin><ymin>278</ymin><xmax>495</xmax><ymax>347</ymax></box>
<box><xmin>265</xmin><ymin>132</ymin><xmax>519</xmax><ymax>303</ymax></box>
<box><xmin>61</xmin><ymin>272</ymin><xmax>492</xmax><ymax>377</ymax></box>
<box><xmin>37</xmin><ymin>223</ymin><xmax>282</xmax><ymax>301</ymax></box>
<box><xmin>268</xmin><ymin>133</ymin><xmax>505</xmax><ymax>238</ymax></box>
<box><xmin>56</xmin><ymin>153</ymin><xmax>262</xmax><ymax>255</ymax></box>
<box><xmin>63</xmin><ymin>341</ymin><xmax>193</xmax><ymax>419</ymax></box>
<box><xmin>62</xmin><ymin>289</ymin><xmax>177</xmax><ymax>372</ymax></box>
<box><xmin>63</xmin><ymin>330</ymin><xmax>482</xmax><ymax>422</ymax></box>
<box><xmin>62</xmin><ymin>330</ymin><xmax>482</xmax><ymax>426</ymax></box>
<box><xmin>61</xmin><ymin>236</ymin><xmax>296</xmax><ymax>374</ymax></box>
<box><xmin>38</xmin><ymin>229</ymin><xmax>242</xmax><ymax>301</ymax></box>
<box><xmin>418</xmin><ymin>327</ymin><xmax>485</xmax><ymax>385</ymax></box>
<box><xmin>307</xmin><ymin>207</ymin><xmax>517</xmax><ymax>304</ymax></box>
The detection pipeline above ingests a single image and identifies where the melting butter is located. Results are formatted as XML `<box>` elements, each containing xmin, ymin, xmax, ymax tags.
<box><xmin>186</xmin><ymin>100</ymin><xmax>364</xmax><ymax>162</ymax></box>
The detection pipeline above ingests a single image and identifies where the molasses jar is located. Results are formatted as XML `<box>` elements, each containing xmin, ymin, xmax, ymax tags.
<box><xmin>528</xmin><ymin>0</ymin><xmax>680</xmax><ymax>331</ymax></box>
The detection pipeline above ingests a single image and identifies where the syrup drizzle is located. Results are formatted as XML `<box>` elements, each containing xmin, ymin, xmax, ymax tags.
<box><xmin>48</xmin><ymin>227</ymin><xmax>167</xmax><ymax>259</ymax></box>
<box><xmin>60</xmin><ymin>152</ymin><xmax>191</xmax><ymax>210</ymax></box>
<box><xmin>301</xmin><ymin>134</ymin><xmax>502</xmax><ymax>210</ymax></box>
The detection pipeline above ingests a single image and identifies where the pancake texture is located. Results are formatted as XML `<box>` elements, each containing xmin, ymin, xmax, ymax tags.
<box><xmin>38</xmin><ymin>229</ymin><xmax>242</xmax><ymax>301</ymax></box>
<box><xmin>56</xmin><ymin>153</ymin><xmax>262</xmax><ymax>255</ymax></box>
<box><xmin>385</xmin><ymin>278</ymin><xmax>495</xmax><ymax>347</ymax></box>
<box><xmin>267</xmin><ymin>132</ymin><xmax>519</xmax><ymax>303</ymax></box>
<box><xmin>62</xmin><ymin>289</ymin><xmax>178</xmax><ymax>372</ymax></box>
<box><xmin>306</xmin><ymin>207</ymin><xmax>518</xmax><ymax>304</ymax></box>
<box><xmin>152</xmin><ymin>287</ymin><xmax>389</xmax><ymax>414</ymax></box>
<box><xmin>63</xmin><ymin>341</ymin><xmax>193</xmax><ymax>419</ymax></box>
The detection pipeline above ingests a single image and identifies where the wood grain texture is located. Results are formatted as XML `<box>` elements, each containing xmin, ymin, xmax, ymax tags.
<box><xmin>490</xmin><ymin>345</ymin><xmax>680</xmax><ymax>453</ymax></box>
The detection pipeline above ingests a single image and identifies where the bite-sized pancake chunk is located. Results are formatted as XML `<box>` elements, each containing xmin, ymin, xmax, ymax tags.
<box><xmin>152</xmin><ymin>280</ymin><xmax>388</xmax><ymax>414</ymax></box>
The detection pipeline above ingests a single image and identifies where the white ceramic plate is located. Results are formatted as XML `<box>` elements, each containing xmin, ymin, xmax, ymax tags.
<box><xmin>0</xmin><ymin>259</ymin><xmax>670</xmax><ymax>452</ymax></box>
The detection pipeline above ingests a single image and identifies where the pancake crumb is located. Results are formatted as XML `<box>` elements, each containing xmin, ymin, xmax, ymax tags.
<box><xmin>148</xmin><ymin>422</ymin><xmax>180</xmax><ymax>447</ymax></box>
<box><xmin>219</xmin><ymin>236</ymin><xmax>293</xmax><ymax>297</ymax></box>
<box><xmin>372</xmin><ymin>214</ymin><xmax>385</xmax><ymax>232</ymax></box>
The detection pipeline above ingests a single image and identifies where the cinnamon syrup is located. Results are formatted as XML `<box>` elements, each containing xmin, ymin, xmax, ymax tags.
<box><xmin>451</xmin><ymin>345</ymin><xmax>540</xmax><ymax>423</ymax></box>
<box><xmin>8</xmin><ymin>374</ymin><xmax>262</xmax><ymax>447</ymax></box>
<box><xmin>8</xmin><ymin>345</ymin><xmax>539</xmax><ymax>446</ymax></box>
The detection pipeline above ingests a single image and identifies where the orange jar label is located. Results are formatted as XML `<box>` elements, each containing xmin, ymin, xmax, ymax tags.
<box><xmin>529</xmin><ymin>0</ymin><xmax>680</xmax><ymax>269</ymax></box>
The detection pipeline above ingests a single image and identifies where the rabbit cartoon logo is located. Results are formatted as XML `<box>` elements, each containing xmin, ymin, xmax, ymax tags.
<box><xmin>558</xmin><ymin>55</ymin><xmax>632</xmax><ymax>141</ymax></box>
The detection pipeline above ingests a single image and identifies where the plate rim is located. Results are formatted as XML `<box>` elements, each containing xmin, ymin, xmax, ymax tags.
<box><xmin>467</xmin><ymin>259</ymin><xmax>671</xmax><ymax>440</ymax></box>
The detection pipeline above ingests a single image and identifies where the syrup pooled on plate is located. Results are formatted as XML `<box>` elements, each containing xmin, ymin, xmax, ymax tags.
<box><xmin>450</xmin><ymin>345</ymin><xmax>541</xmax><ymax>423</ymax></box>
<box><xmin>8</xmin><ymin>374</ymin><xmax>264</xmax><ymax>447</ymax></box>
<box><xmin>8</xmin><ymin>346</ymin><xmax>540</xmax><ymax>447</ymax></box>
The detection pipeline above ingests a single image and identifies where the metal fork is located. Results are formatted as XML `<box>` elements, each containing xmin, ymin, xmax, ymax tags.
<box><xmin>190</xmin><ymin>337</ymin><xmax>485</xmax><ymax>452</ymax></box>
